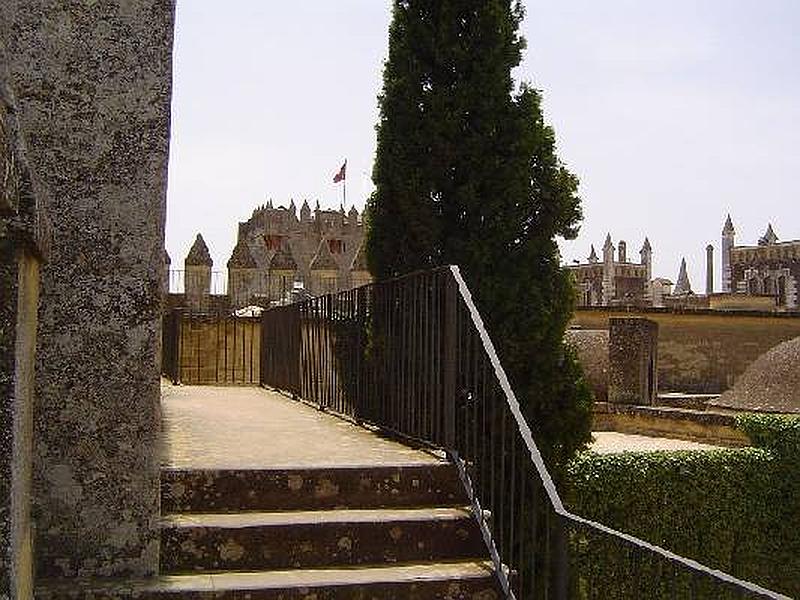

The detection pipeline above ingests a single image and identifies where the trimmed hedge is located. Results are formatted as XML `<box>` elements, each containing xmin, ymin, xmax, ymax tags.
<box><xmin>565</xmin><ymin>415</ymin><xmax>800</xmax><ymax>598</ymax></box>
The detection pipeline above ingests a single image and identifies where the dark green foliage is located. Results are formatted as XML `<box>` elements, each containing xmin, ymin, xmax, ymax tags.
<box><xmin>736</xmin><ymin>412</ymin><xmax>800</xmax><ymax>455</ymax></box>
<box><xmin>367</xmin><ymin>0</ymin><xmax>592</xmax><ymax>471</ymax></box>
<box><xmin>564</xmin><ymin>416</ymin><xmax>800</xmax><ymax>597</ymax></box>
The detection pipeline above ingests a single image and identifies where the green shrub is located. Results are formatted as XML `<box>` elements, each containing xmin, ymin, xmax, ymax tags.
<box><xmin>565</xmin><ymin>415</ymin><xmax>800</xmax><ymax>597</ymax></box>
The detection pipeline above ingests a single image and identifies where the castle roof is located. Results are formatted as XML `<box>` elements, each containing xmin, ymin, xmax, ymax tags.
<box><xmin>310</xmin><ymin>240</ymin><xmax>339</xmax><ymax>271</ymax></box>
<box><xmin>227</xmin><ymin>238</ymin><xmax>257</xmax><ymax>269</ymax></box>
<box><xmin>588</xmin><ymin>245</ymin><xmax>599</xmax><ymax>263</ymax></box>
<box><xmin>723</xmin><ymin>214</ymin><xmax>735</xmax><ymax>235</ymax></box>
<box><xmin>269</xmin><ymin>246</ymin><xmax>297</xmax><ymax>271</ymax></box>
<box><xmin>603</xmin><ymin>233</ymin><xmax>614</xmax><ymax>252</ymax></box>
<box><xmin>641</xmin><ymin>237</ymin><xmax>652</xmax><ymax>253</ymax></box>
<box><xmin>185</xmin><ymin>234</ymin><xmax>213</xmax><ymax>267</ymax></box>
<box><xmin>758</xmin><ymin>223</ymin><xmax>778</xmax><ymax>246</ymax></box>
<box><xmin>350</xmin><ymin>243</ymin><xmax>369</xmax><ymax>272</ymax></box>
<box><xmin>673</xmin><ymin>258</ymin><xmax>692</xmax><ymax>294</ymax></box>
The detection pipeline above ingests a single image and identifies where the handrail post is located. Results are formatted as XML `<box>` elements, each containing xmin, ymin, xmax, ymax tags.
<box><xmin>552</xmin><ymin>511</ymin><xmax>569</xmax><ymax>600</ymax></box>
<box><xmin>443</xmin><ymin>272</ymin><xmax>458</xmax><ymax>449</ymax></box>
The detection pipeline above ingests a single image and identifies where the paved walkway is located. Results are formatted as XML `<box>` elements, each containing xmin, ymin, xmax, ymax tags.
<box><xmin>160</xmin><ymin>384</ymin><xmax>442</xmax><ymax>469</ymax></box>
<box><xmin>589</xmin><ymin>431</ymin><xmax>723</xmax><ymax>454</ymax></box>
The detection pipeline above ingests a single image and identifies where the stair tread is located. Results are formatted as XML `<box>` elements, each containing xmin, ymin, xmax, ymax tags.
<box><xmin>39</xmin><ymin>560</ymin><xmax>497</xmax><ymax>594</ymax></box>
<box><xmin>162</xmin><ymin>506</ymin><xmax>474</xmax><ymax>529</ymax></box>
<box><xmin>161</xmin><ymin>459</ymin><xmax>448</xmax><ymax>474</ymax></box>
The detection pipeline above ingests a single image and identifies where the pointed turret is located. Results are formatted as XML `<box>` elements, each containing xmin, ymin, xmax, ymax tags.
<box><xmin>349</xmin><ymin>242</ymin><xmax>373</xmax><ymax>288</ymax></box>
<box><xmin>722</xmin><ymin>214</ymin><xmax>736</xmax><ymax>292</ymax></box>
<box><xmin>603</xmin><ymin>233</ymin><xmax>614</xmax><ymax>254</ymax></box>
<box><xmin>269</xmin><ymin>245</ymin><xmax>297</xmax><ymax>271</ymax></box>
<box><xmin>184</xmin><ymin>234</ymin><xmax>212</xmax><ymax>308</ymax></box>
<box><xmin>185</xmin><ymin>233</ymin><xmax>213</xmax><ymax>266</ymax></box>
<box><xmin>288</xmin><ymin>198</ymin><xmax>297</xmax><ymax>218</ymax></box>
<box><xmin>674</xmin><ymin>258</ymin><xmax>692</xmax><ymax>295</ymax></box>
<box><xmin>588</xmin><ymin>245</ymin><xmax>599</xmax><ymax>263</ymax></box>
<box><xmin>300</xmin><ymin>199</ymin><xmax>311</xmax><ymax>222</ymax></box>
<box><xmin>227</xmin><ymin>238</ymin><xmax>257</xmax><ymax>269</ymax></box>
<box><xmin>227</xmin><ymin>239</ymin><xmax>257</xmax><ymax>308</ymax></box>
<box><xmin>310</xmin><ymin>240</ymin><xmax>339</xmax><ymax>271</ymax></box>
<box><xmin>602</xmin><ymin>234</ymin><xmax>615</xmax><ymax>304</ymax></box>
<box><xmin>722</xmin><ymin>214</ymin><xmax>735</xmax><ymax>236</ymax></box>
<box><xmin>310</xmin><ymin>239</ymin><xmax>340</xmax><ymax>296</ymax></box>
<box><xmin>758</xmin><ymin>223</ymin><xmax>778</xmax><ymax>246</ymax></box>
<box><xmin>269</xmin><ymin>246</ymin><xmax>297</xmax><ymax>303</ymax></box>
<box><xmin>640</xmin><ymin>237</ymin><xmax>653</xmax><ymax>280</ymax></box>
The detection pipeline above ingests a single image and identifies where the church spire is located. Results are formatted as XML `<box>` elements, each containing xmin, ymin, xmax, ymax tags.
<box><xmin>674</xmin><ymin>258</ymin><xmax>692</xmax><ymax>295</ymax></box>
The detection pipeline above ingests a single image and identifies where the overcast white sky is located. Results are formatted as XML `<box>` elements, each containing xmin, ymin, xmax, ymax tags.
<box><xmin>165</xmin><ymin>1</ymin><xmax>799</xmax><ymax>292</ymax></box>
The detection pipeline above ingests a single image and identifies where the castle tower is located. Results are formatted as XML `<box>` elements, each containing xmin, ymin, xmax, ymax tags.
<box><xmin>350</xmin><ymin>243</ymin><xmax>373</xmax><ymax>289</ymax></box>
<box><xmin>706</xmin><ymin>244</ymin><xmax>714</xmax><ymax>295</ymax></box>
<box><xmin>640</xmin><ymin>238</ymin><xmax>652</xmax><ymax>281</ymax></box>
<box><xmin>300</xmin><ymin>199</ymin><xmax>311</xmax><ymax>223</ymax></box>
<box><xmin>674</xmin><ymin>258</ymin><xmax>692</xmax><ymax>295</ymax></box>
<box><xmin>722</xmin><ymin>214</ymin><xmax>735</xmax><ymax>292</ymax></box>
<box><xmin>184</xmin><ymin>233</ymin><xmax>212</xmax><ymax>310</ymax></box>
<box><xmin>588</xmin><ymin>245</ymin><xmax>599</xmax><ymax>264</ymax></box>
<box><xmin>269</xmin><ymin>245</ymin><xmax>297</xmax><ymax>303</ymax></box>
<box><xmin>348</xmin><ymin>205</ymin><xmax>359</xmax><ymax>230</ymax></box>
<box><xmin>618</xmin><ymin>240</ymin><xmax>627</xmax><ymax>263</ymax></box>
<box><xmin>288</xmin><ymin>199</ymin><xmax>297</xmax><ymax>221</ymax></box>
<box><xmin>227</xmin><ymin>238</ymin><xmax>258</xmax><ymax>308</ymax></box>
<box><xmin>310</xmin><ymin>240</ymin><xmax>340</xmax><ymax>296</ymax></box>
<box><xmin>602</xmin><ymin>234</ymin><xmax>615</xmax><ymax>304</ymax></box>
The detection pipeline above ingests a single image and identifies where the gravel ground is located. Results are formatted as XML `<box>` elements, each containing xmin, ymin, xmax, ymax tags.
<box><xmin>589</xmin><ymin>431</ymin><xmax>723</xmax><ymax>454</ymax></box>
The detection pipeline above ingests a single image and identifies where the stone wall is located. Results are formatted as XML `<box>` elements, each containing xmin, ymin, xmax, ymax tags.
<box><xmin>0</xmin><ymin>56</ymin><xmax>47</xmax><ymax>600</ymax></box>
<box><xmin>0</xmin><ymin>0</ymin><xmax>175</xmax><ymax>580</ymax></box>
<box><xmin>572</xmin><ymin>308</ymin><xmax>800</xmax><ymax>394</ymax></box>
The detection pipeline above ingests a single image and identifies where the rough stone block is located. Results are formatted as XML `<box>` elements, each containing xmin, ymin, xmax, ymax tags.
<box><xmin>608</xmin><ymin>317</ymin><xmax>659</xmax><ymax>405</ymax></box>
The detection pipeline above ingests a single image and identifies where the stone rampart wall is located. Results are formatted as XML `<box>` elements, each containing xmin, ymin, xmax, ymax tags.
<box><xmin>572</xmin><ymin>308</ymin><xmax>800</xmax><ymax>393</ymax></box>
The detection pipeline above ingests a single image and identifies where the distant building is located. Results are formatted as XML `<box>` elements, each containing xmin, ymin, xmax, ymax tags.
<box><xmin>569</xmin><ymin>216</ymin><xmax>799</xmax><ymax>312</ymax></box>
<box><xmin>723</xmin><ymin>216</ymin><xmax>799</xmax><ymax>309</ymax></box>
<box><xmin>568</xmin><ymin>235</ymin><xmax>651</xmax><ymax>307</ymax></box>
<box><xmin>170</xmin><ymin>200</ymin><xmax>373</xmax><ymax>311</ymax></box>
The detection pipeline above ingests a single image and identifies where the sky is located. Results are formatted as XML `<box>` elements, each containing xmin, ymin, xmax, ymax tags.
<box><xmin>165</xmin><ymin>1</ymin><xmax>800</xmax><ymax>292</ymax></box>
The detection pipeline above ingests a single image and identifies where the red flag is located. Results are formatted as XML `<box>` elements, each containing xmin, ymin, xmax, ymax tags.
<box><xmin>333</xmin><ymin>160</ymin><xmax>347</xmax><ymax>183</ymax></box>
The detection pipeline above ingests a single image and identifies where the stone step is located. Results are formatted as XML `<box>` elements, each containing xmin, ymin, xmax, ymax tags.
<box><xmin>36</xmin><ymin>560</ymin><xmax>502</xmax><ymax>599</ymax></box>
<box><xmin>162</xmin><ymin>463</ymin><xmax>468</xmax><ymax>513</ymax></box>
<box><xmin>161</xmin><ymin>506</ymin><xmax>485</xmax><ymax>573</ymax></box>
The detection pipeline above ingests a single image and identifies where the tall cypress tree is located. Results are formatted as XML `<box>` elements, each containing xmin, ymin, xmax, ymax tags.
<box><xmin>366</xmin><ymin>0</ymin><xmax>592</xmax><ymax>470</ymax></box>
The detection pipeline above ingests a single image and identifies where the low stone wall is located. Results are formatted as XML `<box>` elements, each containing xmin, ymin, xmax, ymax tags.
<box><xmin>592</xmin><ymin>403</ymin><xmax>750</xmax><ymax>447</ymax></box>
<box><xmin>572</xmin><ymin>307</ymin><xmax>800</xmax><ymax>393</ymax></box>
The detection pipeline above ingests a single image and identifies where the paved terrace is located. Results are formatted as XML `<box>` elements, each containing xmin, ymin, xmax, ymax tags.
<box><xmin>160</xmin><ymin>384</ymin><xmax>723</xmax><ymax>470</ymax></box>
<box><xmin>160</xmin><ymin>384</ymin><xmax>444</xmax><ymax>469</ymax></box>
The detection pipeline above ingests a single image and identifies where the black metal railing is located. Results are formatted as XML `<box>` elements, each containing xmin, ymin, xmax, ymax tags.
<box><xmin>161</xmin><ymin>309</ymin><xmax>261</xmax><ymax>385</ymax></box>
<box><xmin>260</xmin><ymin>265</ymin><xmax>788</xmax><ymax>600</ymax></box>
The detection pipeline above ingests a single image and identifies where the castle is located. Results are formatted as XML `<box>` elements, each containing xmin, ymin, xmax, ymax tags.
<box><xmin>723</xmin><ymin>216</ymin><xmax>799</xmax><ymax>309</ymax></box>
<box><xmin>173</xmin><ymin>200</ymin><xmax>373</xmax><ymax>310</ymax></box>
<box><xmin>569</xmin><ymin>215</ymin><xmax>799</xmax><ymax>311</ymax></box>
